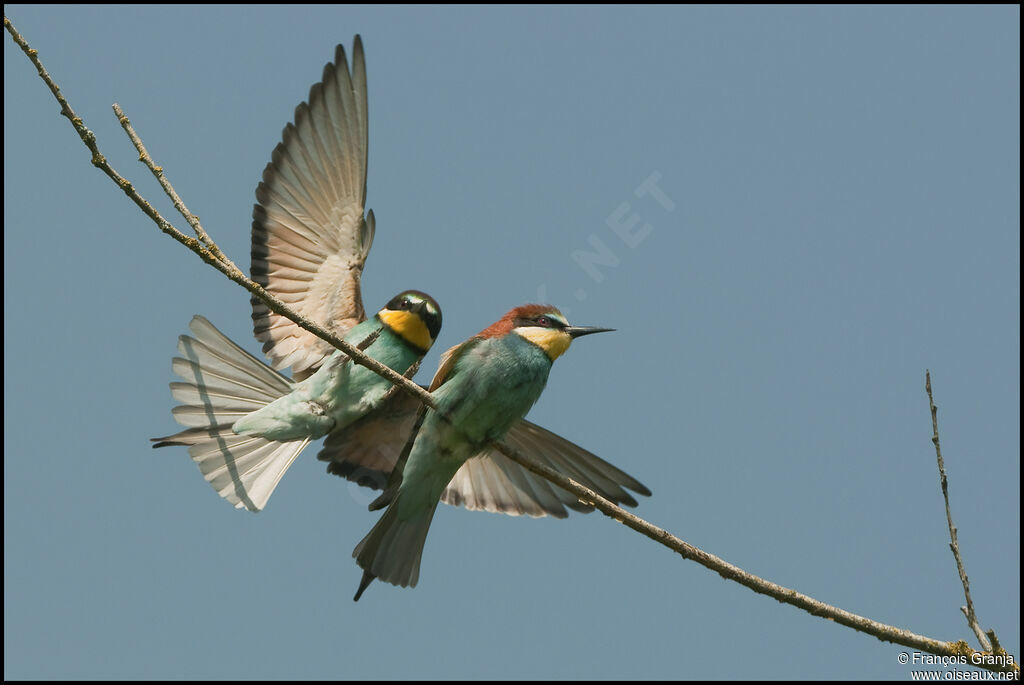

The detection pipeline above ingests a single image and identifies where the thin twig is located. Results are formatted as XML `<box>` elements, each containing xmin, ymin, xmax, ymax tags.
<box><xmin>379</xmin><ymin>359</ymin><xmax>424</xmax><ymax>404</ymax></box>
<box><xmin>2</xmin><ymin>16</ymin><xmax>199</xmax><ymax>255</ymax></box>
<box><xmin>5</xmin><ymin>15</ymin><xmax>1017</xmax><ymax>675</ymax></box>
<box><xmin>113</xmin><ymin>104</ymin><xmax>237</xmax><ymax>270</ymax></box>
<box><xmin>927</xmin><ymin>371</ymin><xmax>993</xmax><ymax>653</ymax></box>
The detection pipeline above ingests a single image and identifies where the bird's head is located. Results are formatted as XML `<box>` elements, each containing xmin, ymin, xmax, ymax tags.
<box><xmin>481</xmin><ymin>304</ymin><xmax>613</xmax><ymax>361</ymax></box>
<box><xmin>376</xmin><ymin>290</ymin><xmax>442</xmax><ymax>353</ymax></box>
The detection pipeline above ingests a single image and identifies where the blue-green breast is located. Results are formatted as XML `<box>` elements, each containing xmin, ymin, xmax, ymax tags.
<box><xmin>435</xmin><ymin>333</ymin><xmax>554</xmax><ymax>444</ymax></box>
<box><xmin>311</xmin><ymin>315</ymin><xmax>425</xmax><ymax>424</ymax></box>
<box><xmin>396</xmin><ymin>333</ymin><xmax>554</xmax><ymax>514</ymax></box>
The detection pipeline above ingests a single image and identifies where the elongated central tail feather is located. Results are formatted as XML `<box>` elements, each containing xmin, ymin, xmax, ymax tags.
<box><xmin>152</xmin><ymin>315</ymin><xmax>307</xmax><ymax>512</ymax></box>
<box><xmin>352</xmin><ymin>493</ymin><xmax>438</xmax><ymax>600</ymax></box>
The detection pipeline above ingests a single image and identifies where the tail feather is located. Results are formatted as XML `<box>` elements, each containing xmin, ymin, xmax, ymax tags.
<box><xmin>171</xmin><ymin>356</ymin><xmax>282</xmax><ymax>404</ymax></box>
<box><xmin>153</xmin><ymin>315</ymin><xmax>306</xmax><ymax>511</ymax></box>
<box><xmin>184</xmin><ymin>314</ymin><xmax>293</xmax><ymax>393</ymax></box>
<box><xmin>352</xmin><ymin>494</ymin><xmax>438</xmax><ymax>600</ymax></box>
<box><xmin>168</xmin><ymin>381</ymin><xmax>269</xmax><ymax>414</ymax></box>
<box><xmin>169</xmin><ymin>404</ymin><xmax>252</xmax><ymax>428</ymax></box>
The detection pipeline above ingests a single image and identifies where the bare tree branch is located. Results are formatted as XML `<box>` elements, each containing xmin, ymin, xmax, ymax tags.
<box><xmin>5</xmin><ymin>15</ymin><xmax>1016</xmax><ymax>675</ymax></box>
<box><xmin>927</xmin><ymin>371</ymin><xmax>995</xmax><ymax>653</ymax></box>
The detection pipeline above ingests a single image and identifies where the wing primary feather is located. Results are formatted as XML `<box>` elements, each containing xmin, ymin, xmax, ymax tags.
<box><xmin>250</xmin><ymin>37</ymin><xmax>371</xmax><ymax>374</ymax></box>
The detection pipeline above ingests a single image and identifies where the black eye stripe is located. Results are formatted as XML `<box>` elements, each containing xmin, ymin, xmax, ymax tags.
<box><xmin>514</xmin><ymin>315</ymin><xmax>565</xmax><ymax>329</ymax></box>
<box><xmin>387</xmin><ymin>293</ymin><xmax>420</xmax><ymax>310</ymax></box>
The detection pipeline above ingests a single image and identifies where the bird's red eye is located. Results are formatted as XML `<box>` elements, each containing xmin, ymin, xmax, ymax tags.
<box><xmin>536</xmin><ymin>316</ymin><xmax>551</xmax><ymax>327</ymax></box>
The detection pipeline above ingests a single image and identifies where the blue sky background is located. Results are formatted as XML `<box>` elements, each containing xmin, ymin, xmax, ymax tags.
<box><xmin>4</xmin><ymin>5</ymin><xmax>1019</xmax><ymax>680</ymax></box>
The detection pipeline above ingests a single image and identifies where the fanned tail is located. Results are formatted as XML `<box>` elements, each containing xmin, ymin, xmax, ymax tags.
<box><xmin>152</xmin><ymin>315</ymin><xmax>307</xmax><ymax>511</ymax></box>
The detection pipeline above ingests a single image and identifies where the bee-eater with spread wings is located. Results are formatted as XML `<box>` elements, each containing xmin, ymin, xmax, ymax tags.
<box><xmin>153</xmin><ymin>41</ymin><xmax>443</xmax><ymax>511</ymax></box>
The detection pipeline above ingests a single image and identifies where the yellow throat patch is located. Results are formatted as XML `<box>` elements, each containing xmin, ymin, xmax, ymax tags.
<box><xmin>378</xmin><ymin>310</ymin><xmax>434</xmax><ymax>352</ymax></box>
<box><xmin>515</xmin><ymin>327</ymin><xmax>572</xmax><ymax>361</ymax></box>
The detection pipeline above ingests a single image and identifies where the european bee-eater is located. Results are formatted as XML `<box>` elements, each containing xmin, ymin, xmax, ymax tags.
<box><xmin>152</xmin><ymin>290</ymin><xmax>442</xmax><ymax>511</ymax></box>
<box><xmin>351</xmin><ymin>304</ymin><xmax>635</xmax><ymax>600</ymax></box>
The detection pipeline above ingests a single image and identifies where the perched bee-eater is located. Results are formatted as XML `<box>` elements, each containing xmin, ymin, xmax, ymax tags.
<box><xmin>152</xmin><ymin>290</ymin><xmax>441</xmax><ymax>511</ymax></box>
<box><xmin>351</xmin><ymin>304</ymin><xmax>628</xmax><ymax>600</ymax></box>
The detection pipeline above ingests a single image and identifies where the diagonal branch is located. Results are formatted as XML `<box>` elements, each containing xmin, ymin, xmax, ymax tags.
<box><xmin>3</xmin><ymin>15</ymin><xmax>421</xmax><ymax>407</ymax></box>
<box><xmin>5</xmin><ymin>15</ymin><xmax>1017</xmax><ymax>675</ymax></box>
<box><xmin>494</xmin><ymin>441</ymin><xmax>1003</xmax><ymax>666</ymax></box>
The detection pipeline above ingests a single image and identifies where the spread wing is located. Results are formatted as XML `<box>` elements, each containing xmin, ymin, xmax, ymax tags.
<box><xmin>441</xmin><ymin>421</ymin><xmax>651</xmax><ymax>518</ymax></box>
<box><xmin>251</xmin><ymin>38</ymin><xmax>373</xmax><ymax>376</ymax></box>
<box><xmin>316</xmin><ymin>392</ymin><xmax>650</xmax><ymax>518</ymax></box>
